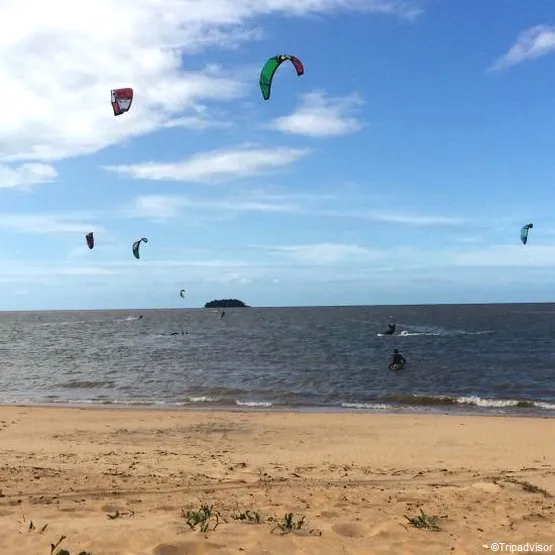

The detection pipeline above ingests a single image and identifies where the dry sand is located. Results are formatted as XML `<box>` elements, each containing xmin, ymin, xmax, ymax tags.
<box><xmin>0</xmin><ymin>406</ymin><xmax>554</xmax><ymax>554</ymax></box>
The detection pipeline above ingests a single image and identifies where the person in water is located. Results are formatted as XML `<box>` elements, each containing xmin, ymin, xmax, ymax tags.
<box><xmin>383</xmin><ymin>323</ymin><xmax>396</xmax><ymax>335</ymax></box>
<box><xmin>170</xmin><ymin>325</ymin><xmax>186</xmax><ymax>336</ymax></box>
<box><xmin>388</xmin><ymin>348</ymin><xmax>406</xmax><ymax>370</ymax></box>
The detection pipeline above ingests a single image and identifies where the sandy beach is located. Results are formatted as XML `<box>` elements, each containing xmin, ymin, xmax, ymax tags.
<box><xmin>0</xmin><ymin>407</ymin><xmax>554</xmax><ymax>554</ymax></box>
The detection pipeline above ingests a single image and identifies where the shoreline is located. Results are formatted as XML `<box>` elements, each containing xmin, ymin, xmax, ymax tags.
<box><xmin>0</xmin><ymin>400</ymin><xmax>554</xmax><ymax>418</ymax></box>
<box><xmin>1</xmin><ymin>406</ymin><xmax>554</xmax><ymax>553</ymax></box>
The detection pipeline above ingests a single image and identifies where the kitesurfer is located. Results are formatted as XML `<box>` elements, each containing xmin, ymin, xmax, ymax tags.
<box><xmin>383</xmin><ymin>323</ymin><xmax>396</xmax><ymax>335</ymax></box>
<box><xmin>170</xmin><ymin>325</ymin><xmax>186</xmax><ymax>336</ymax></box>
<box><xmin>220</xmin><ymin>309</ymin><xmax>226</xmax><ymax>319</ymax></box>
<box><xmin>388</xmin><ymin>349</ymin><xmax>406</xmax><ymax>370</ymax></box>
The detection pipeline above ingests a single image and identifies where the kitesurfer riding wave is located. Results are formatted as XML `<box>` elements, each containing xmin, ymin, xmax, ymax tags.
<box><xmin>383</xmin><ymin>323</ymin><xmax>396</xmax><ymax>335</ymax></box>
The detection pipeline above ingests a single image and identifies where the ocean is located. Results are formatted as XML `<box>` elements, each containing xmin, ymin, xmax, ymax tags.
<box><xmin>1</xmin><ymin>303</ymin><xmax>554</xmax><ymax>416</ymax></box>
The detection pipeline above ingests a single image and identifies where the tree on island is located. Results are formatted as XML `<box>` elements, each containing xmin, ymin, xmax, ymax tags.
<box><xmin>204</xmin><ymin>299</ymin><xmax>249</xmax><ymax>308</ymax></box>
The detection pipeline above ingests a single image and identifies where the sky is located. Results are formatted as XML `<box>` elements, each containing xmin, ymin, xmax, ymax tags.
<box><xmin>1</xmin><ymin>0</ymin><xmax>555</xmax><ymax>309</ymax></box>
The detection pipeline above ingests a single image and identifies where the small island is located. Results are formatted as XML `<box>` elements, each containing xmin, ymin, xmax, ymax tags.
<box><xmin>204</xmin><ymin>299</ymin><xmax>249</xmax><ymax>308</ymax></box>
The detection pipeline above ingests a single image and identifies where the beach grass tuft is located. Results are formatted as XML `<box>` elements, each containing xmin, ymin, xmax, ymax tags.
<box><xmin>181</xmin><ymin>504</ymin><xmax>220</xmax><ymax>533</ymax></box>
<box><xmin>106</xmin><ymin>509</ymin><xmax>135</xmax><ymax>519</ymax></box>
<box><xmin>231</xmin><ymin>509</ymin><xmax>264</xmax><ymax>523</ymax></box>
<box><xmin>405</xmin><ymin>509</ymin><xmax>441</xmax><ymax>531</ymax></box>
<box><xmin>271</xmin><ymin>512</ymin><xmax>306</xmax><ymax>534</ymax></box>
<box><xmin>504</xmin><ymin>477</ymin><xmax>552</xmax><ymax>497</ymax></box>
<box><xmin>50</xmin><ymin>534</ymin><xmax>66</xmax><ymax>553</ymax></box>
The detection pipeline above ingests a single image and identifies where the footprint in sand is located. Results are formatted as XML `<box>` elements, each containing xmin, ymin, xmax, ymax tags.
<box><xmin>470</xmin><ymin>482</ymin><xmax>502</xmax><ymax>494</ymax></box>
<box><xmin>332</xmin><ymin>521</ymin><xmax>367</xmax><ymax>538</ymax></box>
<box><xmin>153</xmin><ymin>540</ymin><xmax>224</xmax><ymax>555</ymax></box>
<box><xmin>320</xmin><ymin>510</ymin><xmax>338</xmax><ymax>518</ymax></box>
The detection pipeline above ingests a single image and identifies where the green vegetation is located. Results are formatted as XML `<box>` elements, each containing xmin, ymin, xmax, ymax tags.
<box><xmin>231</xmin><ymin>509</ymin><xmax>264</xmax><ymax>523</ymax></box>
<box><xmin>405</xmin><ymin>509</ymin><xmax>441</xmax><ymax>531</ymax></box>
<box><xmin>181</xmin><ymin>505</ymin><xmax>220</xmax><ymax>533</ymax></box>
<box><xmin>271</xmin><ymin>513</ymin><xmax>306</xmax><ymax>534</ymax></box>
<box><xmin>204</xmin><ymin>299</ymin><xmax>248</xmax><ymax>308</ymax></box>
<box><xmin>503</xmin><ymin>477</ymin><xmax>552</xmax><ymax>497</ymax></box>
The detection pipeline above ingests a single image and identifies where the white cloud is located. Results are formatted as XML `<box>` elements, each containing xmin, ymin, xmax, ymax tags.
<box><xmin>124</xmin><ymin>192</ymin><xmax>466</xmax><ymax>229</ymax></box>
<box><xmin>453</xmin><ymin>235</ymin><xmax>483</xmax><ymax>244</ymax></box>
<box><xmin>162</xmin><ymin>104</ymin><xmax>234</xmax><ymax>131</ymax></box>
<box><xmin>289</xmin><ymin>206</ymin><xmax>463</xmax><ymax>225</ymax></box>
<box><xmin>360</xmin><ymin>210</ymin><xmax>463</xmax><ymax>226</ymax></box>
<box><xmin>128</xmin><ymin>195</ymin><xmax>183</xmax><ymax>219</ymax></box>
<box><xmin>249</xmin><ymin>241</ymin><xmax>553</xmax><ymax>270</ymax></box>
<box><xmin>0</xmin><ymin>258</ymin><xmax>262</xmax><ymax>287</ymax></box>
<box><xmin>490</xmin><ymin>25</ymin><xmax>555</xmax><ymax>71</ymax></box>
<box><xmin>4</xmin><ymin>240</ymin><xmax>551</xmax><ymax>300</ymax></box>
<box><xmin>104</xmin><ymin>146</ymin><xmax>310</xmax><ymax>183</ymax></box>
<box><xmin>57</xmin><ymin>266</ymin><xmax>116</xmax><ymax>276</ymax></box>
<box><xmin>126</xmin><ymin>193</ymin><xmax>300</xmax><ymax>220</ymax></box>
<box><xmin>265</xmin><ymin>243</ymin><xmax>380</xmax><ymax>264</ymax></box>
<box><xmin>0</xmin><ymin>262</ymin><xmax>116</xmax><ymax>279</ymax></box>
<box><xmin>0</xmin><ymin>0</ymin><xmax>417</xmax><ymax>164</ymax></box>
<box><xmin>449</xmin><ymin>244</ymin><xmax>555</xmax><ymax>267</ymax></box>
<box><xmin>0</xmin><ymin>213</ymin><xmax>103</xmax><ymax>234</ymax></box>
<box><xmin>104</xmin><ymin>259</ymin><xmax>256</xmax><ymax>269</ymax></box>
<box><xmin>0</xmin><ymin>163</ymin><xmax>57</xmax><ymax>189</ymax></box>
<box><xmin>162</xmin><ymin>115</ymin><xmax>231</xmax><ymax>131</ymax></box>
<box><xmin>268</xmin><ymin>92</ymin><xmax>363</xmax><ymax>137</ymax></box>
<box><xmin>205</xmin><ymin>272</ymin><xmax>252</xmax><ymax>284</ymax></box>
<box><xmin>213</xmin><ymin>199</ymin><xmax>298</xmax><ymax>212</ymax></box>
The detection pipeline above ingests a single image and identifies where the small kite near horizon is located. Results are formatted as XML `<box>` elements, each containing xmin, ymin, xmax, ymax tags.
<box><xmin>85</xmin><ymin>232</ymin><xmax>94</xmax><ymax>249</ymax></box>
<box><xmin>520</xmin><ymin>223</ymin><xmax>533</xmax><ymax>245</ymax></box>
<box><xmin>132</xmin><ymin>237</ymin><xmax>148</xmax><ymax>259</ymax></box>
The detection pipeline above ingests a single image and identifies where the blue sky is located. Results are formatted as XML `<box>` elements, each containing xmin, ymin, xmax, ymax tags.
<box><xmin>1</xmin><ymin>0</ymin><xmax>555</xmax><ymax>309</ymax></box>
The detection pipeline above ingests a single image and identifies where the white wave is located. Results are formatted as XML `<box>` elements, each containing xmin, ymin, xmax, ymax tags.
<box><xmin>92</xmin><ymin>398</ymin><xmax>173</xmax><ymax>406</ymax></box>
<box><xmin>377</xmin><ymin>329</ymin><xmax>496</xmax><ymax>337</ymax></box>
<box><xmin>457</xmin><ymin>395</ymin><xmax>555</xmax><ymax>410</ymax></box>
<box><xmin>34</xmin><ymin>319</ymin><xmax>106</xmax><ymax>326</ymax></box>
<box><xmin>341</xmin><ymin>402</ymin><xmax>391</xmax><ymax>410</ymax></box>
<box><xmin>376</xmin><ymin>330</ymin><xmax>441</xmax><ymax>337</ymax></box>
<box><xmin>235</xmin><ymin>400</ymin><xmax>272</xmax><ymax>407</ymax></box>
<box><xmin>399</xmin><ymin>330</ymin><xmax>440</xmax><ymax>336</ymax></box>
<box><xmin>187</xmin><ymin>396</ymin><xmax>220</xmax><ymax>403</ymax></box>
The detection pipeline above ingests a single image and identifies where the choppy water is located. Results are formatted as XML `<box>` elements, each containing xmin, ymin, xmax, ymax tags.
<box><xmin>0</xmin><ymin>304</ymin><xmax>554</xmax><ymax>415</ymax></box>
